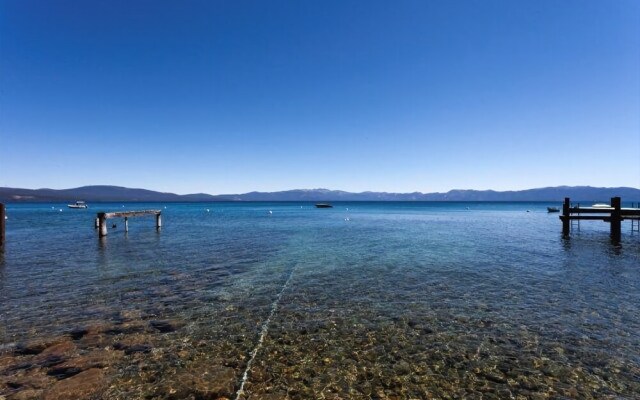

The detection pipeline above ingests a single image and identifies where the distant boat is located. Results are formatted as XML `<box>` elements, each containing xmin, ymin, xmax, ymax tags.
<box><xmin>547</xmin><ymin>207</ymin><xmax>560</xmax><ymax>213</ymax></box>
<box><xmin>592</xmin><ymin>203</ymin><xmax>610</xmax><ymax>208</ymax></box>
<box><xmin>67</xmin><ymin>201</ymin><xmax>88</xmax><ymax>209</ymax></box>
<box><xmin>315</xmin><ymin>203</ymin><xmax>333</xmax><ymax>208</ymax></box>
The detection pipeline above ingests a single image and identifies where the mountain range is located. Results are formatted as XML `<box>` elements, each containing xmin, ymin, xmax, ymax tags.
<box><xmin>1</xmin><ymin>185</ymin><xmax>639</xmax><ymax>202</ymax></box>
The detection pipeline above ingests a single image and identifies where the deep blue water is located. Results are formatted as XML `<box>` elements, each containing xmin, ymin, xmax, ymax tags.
<box><xmin>1</xmin><ymin>202</ymin><xmax>639</xmax><ymax>398</ymax></box>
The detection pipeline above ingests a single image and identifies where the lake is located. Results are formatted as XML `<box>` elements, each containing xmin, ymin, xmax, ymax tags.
<box><xmin>1</xmin><ymin>202</ymin><xmax>638</xmax><ymax>399</ymax></box>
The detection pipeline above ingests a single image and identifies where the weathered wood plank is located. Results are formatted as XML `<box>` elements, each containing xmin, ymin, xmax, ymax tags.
<box><xmin>567</xmin><ymin>207</ymin><xmax>639</xmax><ymax>216</ymax></box>
<box><xmin>103</xmin><ymin>210</ymin><xmax>161</xmax><ymax>219</ymax></box>
<box><xmin>560</xmin><ymin>215</ymin><xmax>613</xmax><ymax>221</ymax></box>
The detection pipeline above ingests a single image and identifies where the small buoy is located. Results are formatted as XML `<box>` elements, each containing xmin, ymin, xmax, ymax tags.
<box><xmin>122</xmin><ymin>205</ymin><xmax>125</xmax><ymax>208</ymax></box>
<box><xmin>346</xmin><ymin>208</ymin><xmax>349</xmax><ymax>211</ymax></box>
<box><xmin>164</xmin><ymin>206</ymin><xmax>167</xmax><ymax>209</ymax></box>
<box><xmin>345</xmin><ymin>217</ymin><xmax>350</xmax><ymax>221</ymax></box>
<box><xmin>269</xmin><ymin>210</ymin><xmax>273</xmax><ymax>215</ymax></box>
<box><xmin>206</xmin><ymin>209</ymin><xmax>210</xmax><ymax>212</ymax></box>
<box><xmin>59</xmin><ymin>208</ymin><xmax>62</xmax><ymax>212</ymax></box>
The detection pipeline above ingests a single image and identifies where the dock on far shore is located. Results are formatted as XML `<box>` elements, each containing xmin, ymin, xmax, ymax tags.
<box><xmin>560</xmin><ymin>197</ymin><xmax>640</xmax><ymax>242</ymax></box>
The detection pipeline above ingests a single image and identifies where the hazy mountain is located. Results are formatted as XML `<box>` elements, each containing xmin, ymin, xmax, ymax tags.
<box><xmin>1</xmin><ymin>185</ymin><xmax>638</xmax><ymax>203</ymax></box>
<box><xmin>0</xmin><ymin>185</ymin><xmax>226</xmax><ymax>202</ymax></box>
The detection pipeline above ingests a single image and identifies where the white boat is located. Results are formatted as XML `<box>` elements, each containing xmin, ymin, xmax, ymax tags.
<box><xmin>592</xmin><ymin>203</ymin><xmax>610</xmax><ymax>208</ymax></box>
<box><xmin>68</xmin><ymin>201</ymin><xmax>88</xmax><ymax>209</ymax></box>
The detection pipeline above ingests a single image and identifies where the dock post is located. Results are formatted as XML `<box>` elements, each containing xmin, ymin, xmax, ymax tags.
<box><xmin>94</xmin><ymin>217</ymin><xmax>99</xmax><ymax>229</ymax></box>
<box><xmin>98</xmin><ymin>212</ymin><xmax>108</xmax><ymax>237</ymax></box>
<box><xmin>124</xmin><ymin>217</ymin><xmax>129</xmax><ymax>232</ymax></box>
<box><xmin>610</xmin><ymin>197</ymin><xmax>621</xmax><ymax>242</ymax></box>
<box><xmin>155</xmin><ymin>213</ymin><xmax>162</xmax><ymax>230</ymax></box>
<box><xmin>0</xmin><ymin>203</ymin><xmax>5</xmax><ymax>252</ymax></box>
<box><xmin>561</xmin><ymin>197</ymin><xmax>570</xmax><ymax>236</ymax></box>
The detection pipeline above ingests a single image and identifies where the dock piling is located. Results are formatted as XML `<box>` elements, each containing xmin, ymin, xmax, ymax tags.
<box><xmin>98</xmin><ymin>212</ymin><xmax>108</xmax><ymax>237</ymax></box>
<box><xmin>610</xmin><ymin>197</ymin><xmax>621</xmax><ymax>242</ymax></box>
<box><xmin>156</xmin><ymin>213</ymin><xmax>162</xmax><ymax>230</ymax></box>
<box><xmin>0</xmin><ymin>203</ymin><xmax>5</xmax><ymax>252</ymax></box>
<box><xmin>561</xmin><ymin>197</ymin><xmax>570</xmax><ymax>236</ymax></box>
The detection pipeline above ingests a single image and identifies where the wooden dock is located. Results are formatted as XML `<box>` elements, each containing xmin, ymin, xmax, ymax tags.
<box><xmin>560</xmin><ymin>197</ymin><xmax>640</xmax><ymax>242</ymax></box>
<box><xmin>96</xmin><ymin>210</ymin><xmax>162</xmax><ymax>237</ymax></box>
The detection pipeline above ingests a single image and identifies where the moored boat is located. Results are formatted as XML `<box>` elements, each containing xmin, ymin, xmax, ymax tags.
<box><xmin>315</xmin><ymin>203</ymin><xmax>333</xmax><ymax>208</ymax></box>
<box><xmin>547</xmin><ymin>207</ymin><xmax>560</xmax><ymax>213</ymax></box>
<box><xmin>68</xmin><ymin>201</ymin><xmax>88</xmax><ymax>209</ymax></box>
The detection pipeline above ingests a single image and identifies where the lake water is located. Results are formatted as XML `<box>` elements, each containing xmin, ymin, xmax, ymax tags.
<box><xmin>1</xmin><ymin>202</ymin><xmax>639</xmax><ymax>399</ymax></box>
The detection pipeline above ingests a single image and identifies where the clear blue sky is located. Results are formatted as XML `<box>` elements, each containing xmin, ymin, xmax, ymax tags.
<box><xmin>1</xmin><ymin>0</ymin><xmax>638</xmax><ymax>194</ymax></box>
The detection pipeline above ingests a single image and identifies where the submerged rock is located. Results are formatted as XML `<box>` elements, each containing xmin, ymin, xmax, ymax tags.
<box><xmin>161</xmin><ymin>364</ymin><xmax>236</xmax><ymax>399</ymax></box>
<box><xmin>149</xmin><ymin>320</ymin><xmax>185</xmax><ymax>333</ymax></box>
<box><xmin>123</xmin><ymin>344</ymin><xmax>153</xmax><ymax>355</ymax></box>
<box><xmin>42</xmin><ymin>368</ymin><xmax>107</xmax><ymax>400</ymax></box>
<box><xmin>55</xmin><ymin>349</ymin><xmax>122</xmax><ymax>371</ymax></box>
<box><xmin>46</xmin><ymin>366</ymin><xmax>83</xmax><ymax>380</ymax></box>
<box><xmin>33</xmin><ymin>341</ymin><xmax>78</xmax><ymax>368</ymax></box>
<box><xmin>67</xmin><ymin>328</ymin><xmax>89</xmax><ymax>341</ymax></box>
<box><xmin>8</xmin><ymin>388</ymin><xmax>45</xmax><ymax>400</ymax></box>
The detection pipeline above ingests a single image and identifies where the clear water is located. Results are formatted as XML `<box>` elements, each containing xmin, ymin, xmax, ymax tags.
<box><xmin>1</xmin><ymin>202</ymin><xmax>639</xmax><ymax>399</ymax></box>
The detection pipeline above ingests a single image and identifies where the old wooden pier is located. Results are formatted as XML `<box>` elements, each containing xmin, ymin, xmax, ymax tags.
<box><xmin>560</xmin><ymin>197</ymin><xmax>640</xmax><ymax>242</ymax></box>
<box><xmin>96</xmin><ymin>210</ymin><xmax>162</xmax><ymax>237</ymax></box>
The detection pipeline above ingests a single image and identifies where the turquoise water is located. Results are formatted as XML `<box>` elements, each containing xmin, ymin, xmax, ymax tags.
<box><xmin>1</xmin><ymin>202</ymin><xmax>639</xmax><ymax>398</ymax></box>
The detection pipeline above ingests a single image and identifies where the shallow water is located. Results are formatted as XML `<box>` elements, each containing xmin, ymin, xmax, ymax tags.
<box><xmin>1</xmin><ymin>202</ymin><xmax>639</xmax><ymax>399</ymax></box>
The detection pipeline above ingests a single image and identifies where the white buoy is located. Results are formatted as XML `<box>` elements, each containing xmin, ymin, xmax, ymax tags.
<box><xmin>269</xmin><ymin>210</ymin><xmax>273</xmax><ymax>215</ymax></box>
<box><xmin>206</xmin><ymin>209</ymin><xmax>210</xmax><ymax>212</ymax></box>
<box><xmin>59</xmin><ymin>209</ymin><xmax>62</xmax><ymax>212</ymax></box>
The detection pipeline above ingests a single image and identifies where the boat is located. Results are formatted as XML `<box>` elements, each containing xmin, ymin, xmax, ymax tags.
<box><xmin>547</xmin><ymin>207</ymin><xmax>560</xmax><ymax>213</ymax></box>
<box><xmin>67</xmin><ymin>201</ymin><xmax>88</xmax><ymax>209</ymax></box>
<box><xmin>315</xmin><ymin>203</ymin><xmax>333</xmax><ymax>208</ymax></box>
<box><xmin>592</xmin><ymin>203</ymin><xmax>610</xmax><ymax>208</ymax></box>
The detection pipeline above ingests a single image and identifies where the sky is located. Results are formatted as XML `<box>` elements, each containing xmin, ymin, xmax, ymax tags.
<box><xmin>1</xmin><ymin>0</ymin><xmax>639</xmax><ymax>194</ymax></box>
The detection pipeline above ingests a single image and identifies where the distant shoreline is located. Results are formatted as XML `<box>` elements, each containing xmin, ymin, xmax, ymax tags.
<box><xmin>1</xmin><ymin>185</ymin><xmax>639</xmax><ymax>203</ymax></box>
